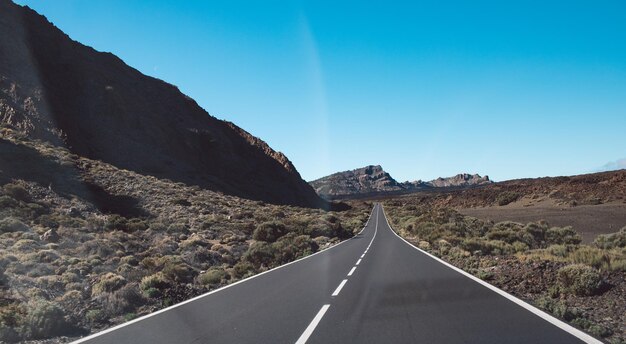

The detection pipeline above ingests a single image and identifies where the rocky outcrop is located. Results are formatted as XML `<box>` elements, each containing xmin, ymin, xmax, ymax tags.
<box><xmin>310</xmin><ymin>166</ymin><xmax>491</xmax><ymax>198</ymax></box>
<box><xmin>420</xmin><ymin>173</ymin><xmax>491</xmax><ymax>188</ymax></box>
<box><xmin>309</xmin><ymin>165</ymin><xmax>405</xmax><ymax>197</ymax></box>
<box><xmin>0</xmin><ymin>0</ymin><xmax>323</xmax><ymax>208</ymax></box>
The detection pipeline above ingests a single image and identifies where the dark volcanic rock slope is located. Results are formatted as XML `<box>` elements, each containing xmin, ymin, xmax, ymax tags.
<box><xmin>0</xmin><ymin>0</ymin><xmax>323</xmax><ymax>208</ymax></box>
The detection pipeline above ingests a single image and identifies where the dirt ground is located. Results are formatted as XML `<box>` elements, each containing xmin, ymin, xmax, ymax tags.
<box><xmin>459</xmin><ymin>199</ymin><xmax>626</xmax><ymax>243</ymax></box>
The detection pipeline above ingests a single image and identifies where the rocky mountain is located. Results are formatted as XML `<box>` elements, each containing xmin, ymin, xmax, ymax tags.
<box><xmin>310</xmin><ymin>166</ymin><xmax>491</xmax><ymax>198</ymax></box>
<box><xmin>309</xmin><ymin>165</ymin><xmax>404</xmax><ymax>197</ymax></box>
<box><xmin>0</xmin><ymin>0</ymin><xmax>323</xmax><ymax>208</ymax></box>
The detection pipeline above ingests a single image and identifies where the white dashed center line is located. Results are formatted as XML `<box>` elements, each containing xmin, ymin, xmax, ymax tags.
<box><xmin>332</xmin><ymin>279</ymin><xmax>348</xmax><ymax>296</ymax></box>
<box><xmin>294</xmin><ymin>205</ymin><xmax>380</xmax><ymax>344</ymax></box>
<box><xmin>294</xmin><ymin>305</ymin><xmax>331</xmax><ymax>344</ymax></box>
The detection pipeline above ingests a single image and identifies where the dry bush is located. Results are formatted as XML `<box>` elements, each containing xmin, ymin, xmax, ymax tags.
<box><xmin>92</xmin><ymin>273</ymin><xmax>127</xmax><ymax>296</ymax></box>
<box><xmin>197</xmin><ymin>268</ymin><xmax>226</xmax><ymax>286</ymax></box>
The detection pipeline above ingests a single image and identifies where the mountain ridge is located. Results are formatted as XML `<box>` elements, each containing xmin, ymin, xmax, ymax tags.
<box><xmin>309</xmin><ymin>165</ymin><xmax>492</xmax><ymax>198</ymax></box>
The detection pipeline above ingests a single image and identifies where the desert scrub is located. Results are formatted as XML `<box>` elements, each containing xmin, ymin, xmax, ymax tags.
<box><xmin>594</xmin><ymin>227</ymin><xmax>626</xmax><ymax>249</ymax></box>
<box><xmin>495</xmin><ymin>191</ymin><xmax>520</xmax><ymax>206</ymax></box>
<box><xmin>92</xmin><ymin>273</ymin><xmax>127</xmax><ymax>296</ymax></box>
<box><xmin>232</xmin><ymin>261</ymin><xmax>255</xmax><ymax>278</ymax></box>
<box><xmin>140</xmin><ymin>273</ymin><xmax>171</xmax><ymax>297</ymax></box>
<box><xmin>557</xmin><ymin>264</ymin><xmax>603</xmax><ymax>296</ymax></box>
<box><xmin>0</xmin><ymin>217</ymin><xmax>30</xmax><ymax>233</ymax></box>
<box><xmin>271</xmin><ymin>234</ymin><xmax>318</xmax><ymax>264</ymax></box>
<box><xmin>100</xmin><ymin>285</ymin><xmax>144</xmax><ymax>316</ymax></box>
<box><xmin>243</xmin><ymin>241</ymin><xmax>275</xmax><ymax>268</ymax></box>
<box><xmin>153</xmin><ymin>256</ymin><xmax>195</xmax><ymax>283</ymax></box>
<box><xmin>197</xmin><ymin>268</ymin><xmax>227</xmax><ymax>285</ymax></box>
<box><xmin>522</xmin><ymin>244</ymin><xmax>625</xmax><ymax>272</ymax></box>
<box><xmin>535</xmin><ymin>297</ymin><xmax>612</xmax><ymax>338</ymax></box>
<box><xmin>22</xmin><ymin>299</ymin><xmax>73</xmax><ymax>339</ymax></box>
<box><xmin>252</xmin><ymin>221</ymin><xmax>287</xmax><ymax>242</ymax></box>
<box><xmin>2</xmin><ymin>183</ymin><xmax>30</xmax><ymax>202</ymax></box>
<box><xmin>0</xmin><ymin>134</ymin><xmax>374</xmax><ymax>341</ymax></box>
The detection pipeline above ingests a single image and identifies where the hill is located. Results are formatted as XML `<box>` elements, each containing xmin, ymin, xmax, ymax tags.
<box><xmin>0</xmin><ymin>0</ymin><xmax>322</xmax><ymax>208</ymax></box>
<box><xmin>0</xmin><ymin>129</ymin><xmax>371</xmax><ymax>342</ymax></box>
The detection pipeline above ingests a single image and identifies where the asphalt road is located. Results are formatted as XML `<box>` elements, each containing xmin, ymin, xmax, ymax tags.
<box><xmin>75</xmin><ymin>204</ymin><xmax>599</xmax><ymax>344</ymax></box>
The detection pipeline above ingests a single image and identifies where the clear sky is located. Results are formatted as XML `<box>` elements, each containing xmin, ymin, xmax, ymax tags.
<box><xmin>15</xmin><ymin>0</ymin><xmax>626</xmax><ymax>182</ymax></box>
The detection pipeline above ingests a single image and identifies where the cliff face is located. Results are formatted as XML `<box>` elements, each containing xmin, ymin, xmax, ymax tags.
<box><xmin>0</xmin><ymin>0</ymin><xmax>323</xmax><ymax>208</ymax></box>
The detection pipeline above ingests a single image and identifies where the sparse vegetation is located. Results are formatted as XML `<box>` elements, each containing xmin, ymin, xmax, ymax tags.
<box><xmin>557</xmin><ymin>264</ymin><xmax>603</xmax><ymax>296</ymax></box>
<box><xmin>0</xmin><ymin>130</ymin><xmax>370</xmax><ymax>342</ymax></box>
<box><xmin>383</xmin><ymin>198</ymin><xmax>625</xmax><ymax>342</ymax></box>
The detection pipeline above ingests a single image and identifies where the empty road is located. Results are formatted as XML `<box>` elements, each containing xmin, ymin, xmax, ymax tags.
<box><xmin>75</xmin><ymin>204</ymin><xmax>599</xmax><ymax>344</ymax></box>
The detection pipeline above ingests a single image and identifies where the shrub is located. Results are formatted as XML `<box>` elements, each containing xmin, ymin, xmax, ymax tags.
<box><xmin>102</xmin><ymin>285</ymin><xmax>144</xmax><ymax>316</ymax></box>
<box><xmin>142</xmin><ymin>287</ymin><xmax>161</xmax><ymax>299</ymax></box>
<box><xmin>557</xmin><ymin>264</ymin><xmax>603</xmax><ymax>296</ymax></box>
<box><xmin>546</xmin><ymin>226</ymin><xmax>581</xmax><ymax>245</ymax></box>
<box><xmin>197</xmin><ymin>268</ymin><xmax>226</xmax><ymax>285</ymax></box>
<box><xmin>535</xmin><ymin>296</ymin><xmax>581</xmax><ymax>321</ymax></box>
<box><xmin>496</xmin><ymin>191</ymin><xmax>520</xmax><ymax>206</ymax></box>
<box><xmin>125</xmin><ymin>219</ymin><xmax>148</xmax><ymax>232</ymax></box>
<box><xmin>252</xmin><ymin>222</ymin><xmax>287</xmax><ymax>242</ymax></box>
<box><xmin>22</xmin><ymin>299</ymin><xmax>70</xmax><ymax>339</ymax></box>
<box><xmin>0</xmin><ymin>217</ymin><xmax>30</xmax><ymax>233</ymax></box>
<box><xmin>306</xmin><ymin>223</ymin><xmax>334</xmax><ymax>238</ymax></box>
<box><xmin>593</xmin><ymin>227</ymin><xmax>626</xmax><ymax>249</ymax></box>
<box><xmin>3</xmin><ymin>183</ymin><xmax>30</xmax><ymax>202</ymax></box>
<box><xmin>140</xmin><ymin>273</ymin><xmax>171</xmax><ymax>297</ymax></box>
<box><xmin>271</xmin><ymin>234</ymin><xmax>318</xmax><ymax>264</ymax></box>
<box><xmin>86</xmin><ymin>309</ymin><xmax>107</xmax><ymax>325</ymax></box>
<box><xmin>243</xmin><ymin>242</ymin><xmax>275</xmax><ymax>267</ymax></box>
<box><xmin>123</xmin><ymin>313</ymin><xmax>137</xmax><ymax>322</ymax></box>
<box><xmin>486</xmin><ymin>228</ymin><xmax>517</xmax><ymax>244</ymax></box>
<box><xmin>568</xmin><ymin>246</ymin><xmax>613</xmax><ymax>271</ymax></box>
<box><xmin>92</xmin><ymin>273</ymin><xmax>127</xmax><ymax>296</ymax></box>
<box><xmin>232</xmin><ymin>261</ymin><xmax>255</xmax><ymax>278</ymax></box>
<box><xmin>546</xmin><ymin>244</ymin><xmax>570</xmax><ymax>257</ymax></box>
<box><xmin>460</xmin><ymin>238</ymin><xmax>489</xmax><ymax>255</ymax></box>
<box><xmin>161</xmin><ymin>262</ymin><xmax>194</xmax><ymax>283</ymax></box>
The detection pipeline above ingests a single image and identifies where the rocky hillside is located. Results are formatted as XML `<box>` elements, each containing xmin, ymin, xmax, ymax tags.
<box><xmin>404</xmin><ymin>170</ymin><xmax>626</xmax><ymax>209</ymax></box>
<box><xmin>310</xmin><ymin>165</ymin><xmax>491</xmax><ymax>198</ymax></box>
<box><xmin>0</xmin><ymin>0</ymin><xmax>322</xmax><ymax>208</ymax></box>
<box><xmin>423</xmin><ymin>173</ymin><xmax>491</xmax><ymax>188</ymax></box>
<box><xmin>309</xmin><ymin>165</ymin><xmax>405</xmax><ymax>197</ymax></box>
<box><xmin>0</xmin><ymin>129</ymin><xmax>371</xmax><ymax>342</ymax></box>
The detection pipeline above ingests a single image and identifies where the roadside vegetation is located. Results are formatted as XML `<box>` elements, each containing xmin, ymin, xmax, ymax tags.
<box><xmin>382</xmin><ymin>199</ymin><xmax>625</xmax><ymax>343</ymax></box>
<box><xmin>0</xmin><ymin>130</ymin><xmax>371</xmax><ymax>343</ymax></box>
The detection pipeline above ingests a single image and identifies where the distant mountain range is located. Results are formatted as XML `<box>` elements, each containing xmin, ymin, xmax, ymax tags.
<box><xmin>0</xmin><ymin>0</ymin><xmax>323</xmax><ymax>208</ymax></box>
<box><xmin>309</xmin><ymin>165</ymin><xmax>492</xmax><ymax>198</ymax></box>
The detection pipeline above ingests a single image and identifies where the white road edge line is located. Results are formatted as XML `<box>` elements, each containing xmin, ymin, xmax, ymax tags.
<box><xmin>379</xmin><ymin>205</ymin><xmax>603</xmax><ymax>344</ymax></box>
<box><xmin>294</xmin><ymin>304</ymin><xmax>331</xmax><ymax>344</ymax></box>
<box><xmin>71</xmin><ymin>205</ymin><xmax>377</xmax><ymax>344</ymax></box>
<box><xmin>332</xmin><ymin>279</ymin><xmax>348</xmax><ymax>296</ymax></box>
<box><xmin>347</xmin><ymin>266</ymin><xmax>357</xmax><ymax>276</ymax></box>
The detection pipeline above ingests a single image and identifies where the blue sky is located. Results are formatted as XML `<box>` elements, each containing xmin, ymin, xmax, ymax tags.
<box><xmin>16</xmin><ymin>0</ymin><xmax>626</xmax><ymax>182</ymax></box>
